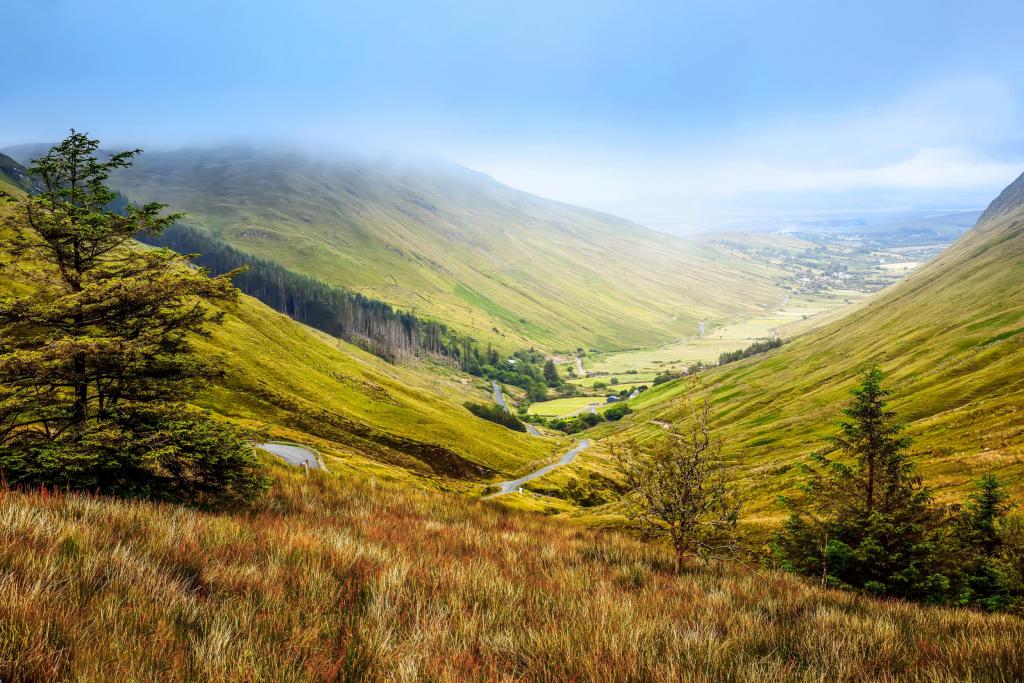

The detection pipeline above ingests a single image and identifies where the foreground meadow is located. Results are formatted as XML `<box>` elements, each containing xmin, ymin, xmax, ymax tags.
<box><xmin>2</xmin><ymin>465</ymin><xmax>1022</xmax><ymax>682</ymax></box>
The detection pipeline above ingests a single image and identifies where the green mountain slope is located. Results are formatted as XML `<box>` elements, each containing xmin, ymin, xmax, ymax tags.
<box><xmin>61</xmin><ymin>146</ymin><xmax>784</xmax><ymax>351</ymax></box>
<box><xmin>0</xmin><ymin>153</ymin><xmax>32</xmax><ymax>193</ymax></box>
<box><xmin>195</xmin><ymin>291</ymin><xmax>561</xmax><ymax>485</ymax></box>
<box><xmin>979</xmin><ymin>171</ymin><xmax>1024</xmax><ymax>224</ymax></box>
<box><xmin>599</xmin><ymin>173</ymin><xmax>1024</xmax><ymax>520</ymax></box>
<box><xmin>0</xmin><ymin>185</ymin><xmax>560</xmax><ymax>490</ymax></box>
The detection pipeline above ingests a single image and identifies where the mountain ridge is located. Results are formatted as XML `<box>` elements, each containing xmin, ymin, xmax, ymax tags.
<box><xmin>588</xmin><ymin>169</ymin><xmax>1024</xmax><ymax>520</ymax></box>
<box><xmin>978</xmin><ymin>170</ymin><xmax>1024</xmax><ymax>225</ymax></box>
<box><xmin>1</xmin><ymin>143</ymin><xmax>785</xmax><ymax>351</ymax></box>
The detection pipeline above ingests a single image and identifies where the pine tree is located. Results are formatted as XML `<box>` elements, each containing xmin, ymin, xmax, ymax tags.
<box><xmin>0</xmin><ymin>131</ymin><xmax>267</xmax><ymax>508</ymax></box>
<box><xmin>951</xmin><ymin>475</ymin><xmax>1018</xmax><ymax>610</ymax></box>
<box><xmin>543</xmin><ymin>358</ymin><xmax>561</xmax><ymax>387</ymax></box>
<box><xmin>773</xmin><ymin>366</ymin><xmax>948</xmax><ymax>599</ymax></box>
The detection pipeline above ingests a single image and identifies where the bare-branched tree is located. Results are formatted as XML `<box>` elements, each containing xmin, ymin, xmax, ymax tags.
<box><xmin>613</xmin><ymin>394</ymin><xmax>740</xmax><ymax>572</ymax></box>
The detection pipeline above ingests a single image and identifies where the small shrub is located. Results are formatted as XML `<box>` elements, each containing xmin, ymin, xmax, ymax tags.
<box><xmin>464</xmin><ymin>402</ymin><xmax>527</xmax><ymax>432</ymax></box>
<box><xmin>615</xmin><ymin>562</ymin><xmax>650</xmax><ymax>590</ymax></box>
<box><xmin>604</xmin><ymin>404</ymin><xmax>633</xmax><ymax>421</ymax></box>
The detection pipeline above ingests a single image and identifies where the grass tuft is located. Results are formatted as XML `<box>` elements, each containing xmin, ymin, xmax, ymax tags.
<box><xmin>1</xmin><ymin>470</ymin><xmax>1021</xmax><ymax>681</ymax></box>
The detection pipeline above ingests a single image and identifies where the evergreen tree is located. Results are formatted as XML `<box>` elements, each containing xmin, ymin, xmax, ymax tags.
<box><xmin>951</xmin><ymin>475</ymin><xmax>1018</xmax><ymax>610</ymax></box>
<box><xmin>138</xmin><ymin>223</ymin><xmax>467</xmax><ymax>364</ymax></box>
<box><xmin>527</xmin><ymin>379</ymin><xmax>548</xmax><ymax>402</ymax></box>
<box><xmin>543</xmin><ymin>358</ymin><xmax>561</xmax><ymax>387</ymax></box>
<box><xmin>772</xmin><ymin>367</ymin><xmax>948</xmax><ymax>599</ymax></box>
<box><xmin>964</xmin><ymin>474</ymin><xmax>1013</xmax><ymax>553</ymax></box>
<box><xmin>0</xmin><ymin>131</ymin><xmax>267</xmax><ymax>508</ymax></box>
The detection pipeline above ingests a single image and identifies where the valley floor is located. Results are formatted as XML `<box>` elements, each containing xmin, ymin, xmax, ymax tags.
<box><xmin>578</xmin><ymin>291</ymin><xmax>862</xmax><ymax>379</ymax></box>
<box><xmin>3</xmin><ymin>463</ymin><xmax>1022</xmax><ymax>682</ymax></box>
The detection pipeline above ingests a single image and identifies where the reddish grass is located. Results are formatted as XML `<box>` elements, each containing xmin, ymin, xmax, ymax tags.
<box><xmin>1</xmin><ymin>470</ymin><xmax>1022</xmax><ymax>681</ymax></box>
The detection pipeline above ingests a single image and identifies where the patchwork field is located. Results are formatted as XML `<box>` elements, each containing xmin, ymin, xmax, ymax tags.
<box><xmin>526</xmin><ymin>396</ymin><xmax>607</xmax><ymax>417</ymax></box>
<box><xmin>582</xmin><ymin>292</ymin><xmax>864</xmax><ymax>376</ymax></box>
<box><xmin>568</xmin><ymin>372</ymin><xmax>658</xmax><ymax>388</ymax></box>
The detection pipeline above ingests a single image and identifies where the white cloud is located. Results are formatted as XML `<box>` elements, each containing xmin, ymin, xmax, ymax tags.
<box><xmin>459</xmin><ymin>77</ymin><xmax>1024</xmax><ymax>224</ymax></box>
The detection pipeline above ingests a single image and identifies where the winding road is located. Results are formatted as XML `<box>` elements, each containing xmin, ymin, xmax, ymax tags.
<box><xmin>575</xmin><ymin>355</ymin><xmax>586</xmax><ymax>377</ymax></box>
<box><xmin>492</xmin><ymin>381</ymin><xmax>509</xmax><ymax>411</ymax></box>
<box><xmin>258</xmin><ymin>443</ymin><xmax>321</xmax><ymax>469</ymax></box>
<box><xmin>493</xmin><ymin>381</ymin><xmax>542</xmax><ymax>436</ymax></box>
<box><xmin>484</xmin><ymin>439</ymin><xmax>591</xmax><ymax>498</ymax></box>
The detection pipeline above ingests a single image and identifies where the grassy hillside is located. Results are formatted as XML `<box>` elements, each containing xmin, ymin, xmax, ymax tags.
<box><xmin>0</xmin><ymin>187</ymin><xmax>560</xmax><ymax>490</ymax></box>
<box><xmin>979</xmin><ymin>171</ymin><xmax>1024</xmax><ymax>224</ymax></box>
<box><xmin>77</xmin><ymin>146</ymin><xmax>786</xmax><ymax>351</ymax></box>
<box><xmin>3</xmin><ymin>466</ymin><xmax>1021</xmax><ymax>682</ymax></box>
<box><xmin>586</xmin><ymin>180</ymin><xmax>1024</xmax><ymax>521</ymax></box>
<box><xmin>0</xmin><ymin>153</ymin><xmax>31</xmax><ymax>194</ymax></box>
<box><xmin>196</xmin><ymin>290</ymin><xmax>561</xmax><ymax>484</ymax></box>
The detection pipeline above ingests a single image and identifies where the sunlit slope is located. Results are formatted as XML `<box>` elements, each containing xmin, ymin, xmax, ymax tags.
<box><xmin>98</xmin><ymin>147</ymin><xmax>783</xmax><ymax>350</ymax></box>
<box><xmin>0</xmin><ymin>183</ymin><xmax>559</xmax><ymax>486</ymax></box>
<box><xmin>198</xmin><ymin>293</ymin><xmax>560</xmax><ymax>482</ymax></box>
<box><xmin>614</xmin><ymin>179</ymin><xmax>1024</xmax><ymax>518</ymax></box>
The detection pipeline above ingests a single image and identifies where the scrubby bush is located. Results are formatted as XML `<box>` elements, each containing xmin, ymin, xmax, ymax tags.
<box><xmin>464</xmin><ymin>402</ymin><xmax>527</xmax><ymax>432</ymax></box>
<box><xmin>604</xmin><ymin>403</ymin><xmax>633</xmax><ymax>421</ymax></box>
<box><xmin>549</xmin><ymin>411</ymin><xmax>604</xmax><ymax>434</ymax></box>
<box><xmin>652</xmin><ymin>371</ymin><xmax>684</xmax><ymax>386</ymax></box>
<box><xmin>564</xmin><ymin>473</ymin><xmax>614</xmax><ymax>506</ymax></box>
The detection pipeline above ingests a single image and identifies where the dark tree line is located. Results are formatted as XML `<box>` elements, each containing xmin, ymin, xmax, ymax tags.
<box><xmin>136</xmin><ymin>224</ymin><xmax>565</xmax><ymax>402</ymax></box>
<box><xmin>136</xmin><ymin>224</ymin><xmax>465</xmax><ymax>363</ymax></box>
<box><xmin>718</xmin><ymin>337</ymin><xmax>783</xmax><ymax>366</ymax></box>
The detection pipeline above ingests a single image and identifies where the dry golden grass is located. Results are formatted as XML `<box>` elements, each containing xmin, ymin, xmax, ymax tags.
<box><xmin>2</xmin><ymin>466</ymin><xmax>1022</xmax><ymax>682</ymax></box>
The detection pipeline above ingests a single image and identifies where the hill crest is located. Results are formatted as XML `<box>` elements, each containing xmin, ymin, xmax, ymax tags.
<box><xmin>978</xmin><ymin>170</ymin><xmax>1024</xmax><ymax>225</ymax></box>
<box><xmin>57</xmin><ymin>144</ymin><xmax>785</xmax><ymax>351</ymax></box>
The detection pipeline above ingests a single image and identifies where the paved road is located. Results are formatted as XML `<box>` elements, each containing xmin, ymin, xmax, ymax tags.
<box><xmin>258</xmin><ymin>443</ymin><xmax>320</xmax><ymax>469</ymax></box>
<box><xmin>492</xmin><ymin>381</ymin><xmax>509</xmax><ymax>411</ymax></box>
<box><xmin>575</xmin><ymin>355</ymin><xmax>586</xmax><ymax>377</ymax></box>
<box><xmin>484</xmin><ymin>439</ymin><xmax>591</xmax><ymax>498</ymax></box>
<box><xmin>493</xmin><ymin>381</ymin><xmax>542</xmax><ymax>436</ymax></box>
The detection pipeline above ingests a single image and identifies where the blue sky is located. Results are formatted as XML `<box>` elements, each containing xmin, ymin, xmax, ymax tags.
<box><xmin>4</xmin><ymin>0</ymin><xmax>1024</xmax><ymax>227</ymax></box>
